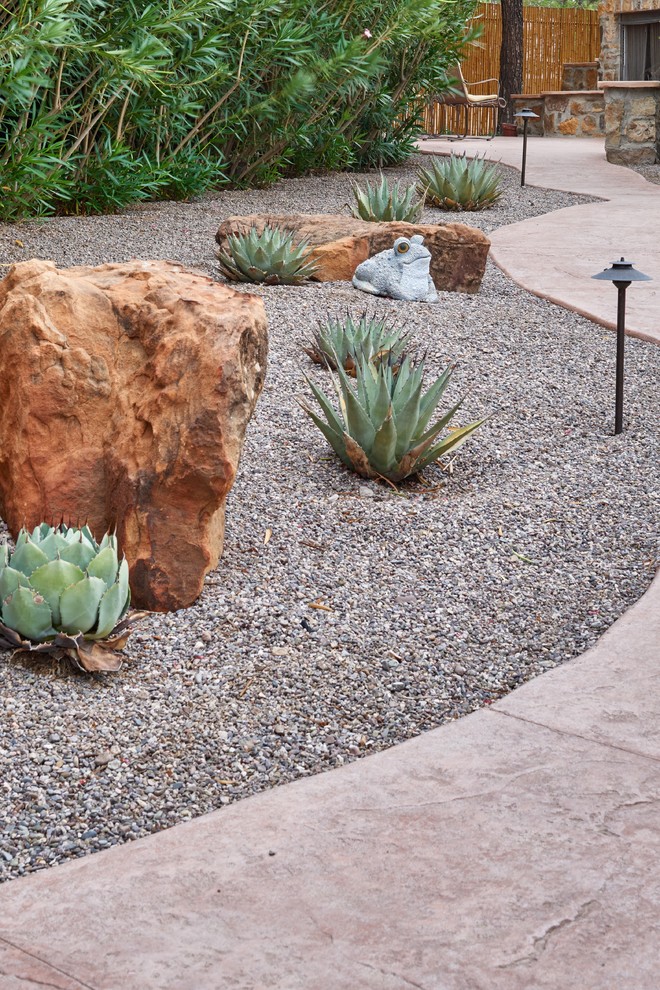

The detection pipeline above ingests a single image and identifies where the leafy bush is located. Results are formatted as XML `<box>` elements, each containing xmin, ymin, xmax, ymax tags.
<box><xmin>217</xmin><ymin>224</ymin><xmax>319</xmax><ymax>284</ymax></box>
<box><xmin>0</xmin><ymin>524</ymin><xmax>140</xmax><ymax>672</ymax></box>
<box><xmin>0</xmin><ymin>0</ymin><xmax>478</xmax><ymax>220</ymax></box>
<box><xmin>300</xmin><ymin>349</ymin><xmax>484</xmax><ymax>483</ymax></box>
<box><xmin>351</xmin><ymin>174</ymin><xmax>424</xmax><ymax>223</ymax></box>
<box><xmin>418</xmin><ymin>153</ymin><xmax>502</xmax><ymax>211</ymax></box>
<box><xmin>304</xmin><ymin>312</ymin><xmax>409</xmax><ymax>375</ymax></box>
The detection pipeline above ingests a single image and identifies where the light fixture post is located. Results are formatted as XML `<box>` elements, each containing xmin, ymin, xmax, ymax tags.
<box><xmin>591</xmin><ymin>258</ymin><xmax>651</xmax><ymax>435</ymax></box>
<box><xmin>513</xmin><ymin>108</ymin><xmax>539</xmax><ymax>187</ymax></box>
<box><xmin>614</xmin><ymin>281</ymin><xmax>628</xmax><ymax>434</ymax></box>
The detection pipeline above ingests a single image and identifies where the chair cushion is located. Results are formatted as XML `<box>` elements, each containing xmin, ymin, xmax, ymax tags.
<box><xmin>466</xmin><ymin>93</ymin><xmax>501</xmax><ymax>105</ymax></box>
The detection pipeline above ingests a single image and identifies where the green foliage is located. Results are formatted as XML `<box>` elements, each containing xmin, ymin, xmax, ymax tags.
<box><xmin>304</xmin><ymin>312</ymin><xmax>409</xmax><ymax>375</ymax></box>
<box><xmin>0</xmin><ymin>0</ymin><xmax>478</xmax><ymax>220</ymax></box>
<box><xmin>351</xmin><ymin>174</ymin><xmax>424</xmax><ymax>223</ymax></box>
<box><xmin>418</xmin><ymin>152</ymin><xmax>502</xmax><ymax>211</ymax></box>
<box><xmin>0</xmin><ymin>523</ymin><xmax>138</xmax><ymax>672</ymax></box>
<box><xmin>217</xmin><ymin>224</ymin><xmax>319</xmax><ymax>285</ymax></box>
<box><xmin>300</xmin><ymin>350</ymin><xmax>484</xmax><ymax>483</ymax></box>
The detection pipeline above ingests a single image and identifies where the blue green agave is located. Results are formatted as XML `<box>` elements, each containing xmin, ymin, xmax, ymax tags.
<box><xmin>0</xmin><ymin>524</ymin><xmax>142</xmax><ymax>672</ymax></box>
<box><xmin>300</xmin><ymin>350</ymin><xmax>485</xmax><ymax>483</ymax></box>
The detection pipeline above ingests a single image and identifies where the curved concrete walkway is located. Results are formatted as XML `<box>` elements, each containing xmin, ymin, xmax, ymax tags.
<box><xmin>0</xmin><ymin>139</ymin><xmax>658</xmax><ymax>989</ymax></box>
<box><xmin>419</xmin><ymin>136</ymin><xmax>660</xmax><ymax>344</ymax></box>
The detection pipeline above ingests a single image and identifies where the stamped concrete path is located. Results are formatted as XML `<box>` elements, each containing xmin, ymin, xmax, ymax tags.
<box><xmin>0</xmin><ymin>138</ymin><xmax>659</xmax><ymax>989</ymax></box>
<box><xmin>419</xmin><ymin>135</ymin><xmax>660</xmax><ymax>344</ymax></box>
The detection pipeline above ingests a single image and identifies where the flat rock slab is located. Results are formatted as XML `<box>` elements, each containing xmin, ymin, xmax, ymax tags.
<box><xmin>0</xmin><ymin>259</ymin><xmax>268</xmax><ymax>611</ymax></box>
<box><xmin>216</xmin><ymin>214</ymin><xmax>490</xmax><ymax>293</ymax></box>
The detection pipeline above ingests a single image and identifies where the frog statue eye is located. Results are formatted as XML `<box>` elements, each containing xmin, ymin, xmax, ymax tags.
<box><xmin>396</xmin><ymin>241</ymin><xmax>410</xmax><ymax>254</ymax></box>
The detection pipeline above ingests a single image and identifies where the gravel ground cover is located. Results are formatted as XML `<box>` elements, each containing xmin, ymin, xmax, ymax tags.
<box><xmin>0</xmin><ymin>160</ymin><xmax>658</xmax><ymax>882</ymax></box>
<box><xmin>628</xmin><ymin>162</ymin><xmax>660</xmax><ymax>186</ymax></box>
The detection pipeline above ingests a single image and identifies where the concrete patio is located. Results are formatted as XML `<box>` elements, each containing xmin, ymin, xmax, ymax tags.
<box><xmin>0</xmin><ymin>135</ymin><xmax>658</xmax><ymax>990</ymax></box>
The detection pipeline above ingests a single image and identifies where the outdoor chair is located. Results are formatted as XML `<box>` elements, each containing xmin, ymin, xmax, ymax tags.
<box><xmin>430</xmin><ymin>63</ymin><xmax>506</xmax><ymax>140</ymax></box>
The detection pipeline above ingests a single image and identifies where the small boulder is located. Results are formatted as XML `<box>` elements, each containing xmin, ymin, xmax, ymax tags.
<box><xmin>0</xmin><ymin>259</ymin><xmax>267</xmax><ymax>611</ymax></box>
<box><xmin>216</xmin><ymin>213</ymin><xmax>490</xmax><ymax>293</ymax></box>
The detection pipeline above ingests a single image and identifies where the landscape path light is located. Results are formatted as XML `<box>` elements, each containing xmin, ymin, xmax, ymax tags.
<box><xmin>512</xmin><ymin>108</ymin><xmax>539</xmax><ymax>187</ymax></box>
<box><xmin>591</xmin><ymin>257</ymin><xmax>651</xmax><ymax>435</ymax></box>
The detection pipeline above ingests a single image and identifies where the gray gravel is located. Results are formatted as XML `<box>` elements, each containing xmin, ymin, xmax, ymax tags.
<box><xmin>0</xmin><ymin>160</ymin><xmax>658</xmax><ymax>883</ymax></box>
<box><xmin>626</xmin><ymin>161</ymin><xmax>660</xmax><ymax>186</ymax></box>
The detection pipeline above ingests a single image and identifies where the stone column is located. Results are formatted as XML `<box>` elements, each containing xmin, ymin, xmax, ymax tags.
<box><xmin>600</xmin><ymin>81</ymin><xmax>660</xmax><ymax>164</ymax></box>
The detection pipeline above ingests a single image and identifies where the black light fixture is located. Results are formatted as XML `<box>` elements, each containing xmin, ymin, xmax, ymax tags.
<box><xmin>512</xmin><ymin>108</ymin><xmax>540</xmax><ymax>187</ymax></box>
<box><xmin>591</xmin><ymin>258</ymin><xmax>651</xmax><ymax>435</ymax></box>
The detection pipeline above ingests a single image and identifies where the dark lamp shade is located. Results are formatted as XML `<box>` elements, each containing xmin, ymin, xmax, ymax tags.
<box><xmin>591</xmin><ymin>258</ymin><xmax>652</xmax><ymax>283</ymax></box>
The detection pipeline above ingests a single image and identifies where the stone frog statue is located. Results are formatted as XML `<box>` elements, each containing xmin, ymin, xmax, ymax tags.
<box><xmin>352</xmin><ymin>234</ymin><xmax>438</xmax><ymax>303</ymax></box>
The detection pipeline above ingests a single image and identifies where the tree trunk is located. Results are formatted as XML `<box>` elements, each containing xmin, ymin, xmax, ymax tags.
<box><xmin>499</xmin><ymin>0</ymin><xmax>523</xmax><ymax>126</ymax></box>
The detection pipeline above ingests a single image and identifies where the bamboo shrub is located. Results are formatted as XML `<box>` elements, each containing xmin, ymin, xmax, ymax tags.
<box><xmin>0</xmin><ymin>0</ymin><xmax>478</xmax><ymax>220</ymax></box>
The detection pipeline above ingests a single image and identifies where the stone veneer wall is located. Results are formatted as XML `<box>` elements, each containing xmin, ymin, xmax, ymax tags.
<box><xmin>599</xmin><ymin>0</ymin><xmax>659</xmax><ymax>81</ymax></box>
<box><xmin>509</xmin><ymin>96</ymin><xmax>545</xmax><ymax>135</ymax></box>
<box><xmin>562</xmin><ymin>62</ymin><xmax>599</xmax><ymax>91</ymax></box>
<box><xmin>510</xmin><ymin>92</ymin><xmax>605</xmax><ymax>136</ymax></box>
<box><xmin>544</xmin><ymin>91</ymin><xmax>605</xmax><ymax>135</ymax></box>
<box><xmin>601</xmin><ymin>81</ymin><xmax>660</xmax><ymax>162</ymax></box>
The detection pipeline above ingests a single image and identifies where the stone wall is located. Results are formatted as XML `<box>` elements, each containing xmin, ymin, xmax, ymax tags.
<box><xmin>562</xmin><ymin>62</ymin><xmax>599</xmax><ymax>91</ymax></box>
<box><xmin>510</xmin><ymin>92</ymin><xmax>605</xmax><ymax>137</ymax></box>
<box><xmin>599</xmin><ymin>0</ymin><xmax>659</xmax><ymax>81</ymax></box>
<box><xmin>509</xmin><ymin>96</ymin><xmax>545</xmax><ymax>135</ymax></box>
<box><xmin>601</xmin><ymin>80</ymin><xmax>660</xmax><ymax>163</ymax></box>
<box><xmin>544</xmin><ymin>91</ymin><xmax>605</xmax><ymax>135</ymax></box>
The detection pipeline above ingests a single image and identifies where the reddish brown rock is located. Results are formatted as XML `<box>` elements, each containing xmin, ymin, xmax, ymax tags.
<box><xmin>216</xmin><ymin>214</ymin><xmax>490</xmax><ymax>293</ymax></box>
<box><xmin>0</xmin><ymin>259</ymin><xmax>267</xmax><ymax>611</ymax></box>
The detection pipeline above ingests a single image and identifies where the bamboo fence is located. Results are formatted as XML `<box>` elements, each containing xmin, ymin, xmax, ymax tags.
<box><xmin>423</xmin><ymin>2</ymin><xmax>600</xmax><ymax>137</ymax></box>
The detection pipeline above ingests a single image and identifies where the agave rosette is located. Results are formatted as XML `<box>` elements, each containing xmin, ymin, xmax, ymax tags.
<box><xmin>351</xmin><ymin>173</ymin><xmax>424</xmax><ymax>223</ymax></box>
<box><xmin>300</xmin><ymin>349</ymin><xmax>485</xmax><ymax>483</ymax></box>
<box><xmin>0</xmin><ymin>524</ymin><xmax>143</xmax><ymax>672</ymax></box>
<box><xmin>418</xmin><ymin>153</ymin><xmax>502</xmax><ymax>212</ymax></box>
<box><xmin>217</xmin><ymin>223</ymin><xmax>319</xmax><ymax>285</ymax></box>
<box><xmin>304</xmin><ymin>311</ymin><xmax>410</xmax><ymax>376</ymax></box>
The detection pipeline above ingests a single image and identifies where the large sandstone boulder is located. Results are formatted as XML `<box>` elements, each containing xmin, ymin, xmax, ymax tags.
<box><xmin>215</xmin><ymin>214</ymin><xmax>490</xmax><ymax>293</ymax></box>
<box><xmin>0</xmin><ymin>259</ymin><xmax>267</xmax><ymax>612</ymax></box>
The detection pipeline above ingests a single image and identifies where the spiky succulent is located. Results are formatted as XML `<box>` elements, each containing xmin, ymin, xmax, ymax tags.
<box><xmin>0</xmin><ymin>524</ymin><xmax>142</xmax><ymax>672</ymax></box>
<box><xmin>217</xmin><ymin>223</ymin><xmax>319</xmax><ymax>285</ymax></box>
<box><xmin>418</xmin><ymin>153</ymin><xmax>502</xmax><ymax>211</ymax></box>
<box><xmin>304</xmin><ymin>312</ymin><xmax>409</xmax><ymax>376</ymax></box>
<box><xmin>300</xmin><ymin>350</ymin><xmax>484</xmax><ymax>483</ymax></box>
<box><xmin>351</xmin><ymin>174</ymin><xmax>424</xmax><ymax>223</ymax></box>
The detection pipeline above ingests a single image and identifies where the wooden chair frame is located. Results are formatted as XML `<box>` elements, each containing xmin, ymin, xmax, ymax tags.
<box><xmin>429</xmin><ymin>63</ymin><xmax>507</xmax><ymax>140</ymax></box>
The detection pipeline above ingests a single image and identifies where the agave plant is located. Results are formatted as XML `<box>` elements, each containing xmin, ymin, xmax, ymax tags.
<box><xmin>350</xmin><ymin>174</ymin><xmax>424</xmax><ymax>223</ymax></box>
<box><xmin>0</xmin><ymin>524</ymin><xmax>143</xmax><ymax>672</ymax></box>
<box><xmin>304</xmin><ymin>312</ymin><xmax>410</xmax><ymax>376</ymax></box>
<box><xmin>300</xmin><ymin>350</ymin><xmax>484</xmax><ymax>483</ymax></box>
<box><xmin>418</xmin><ymin>153</ymin><xmax>502</xmax><ymax>212</ymax></box>
<box><xmin>217</xmin><ymin>224</ymin><xmax>320</xmax><ymax>285</ymax></box>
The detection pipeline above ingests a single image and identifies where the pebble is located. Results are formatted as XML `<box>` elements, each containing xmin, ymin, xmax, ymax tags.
<box><xmin>0</xmin><ymin>159</ymin><xmax>657</xmax><ymax>885</ymax></box>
